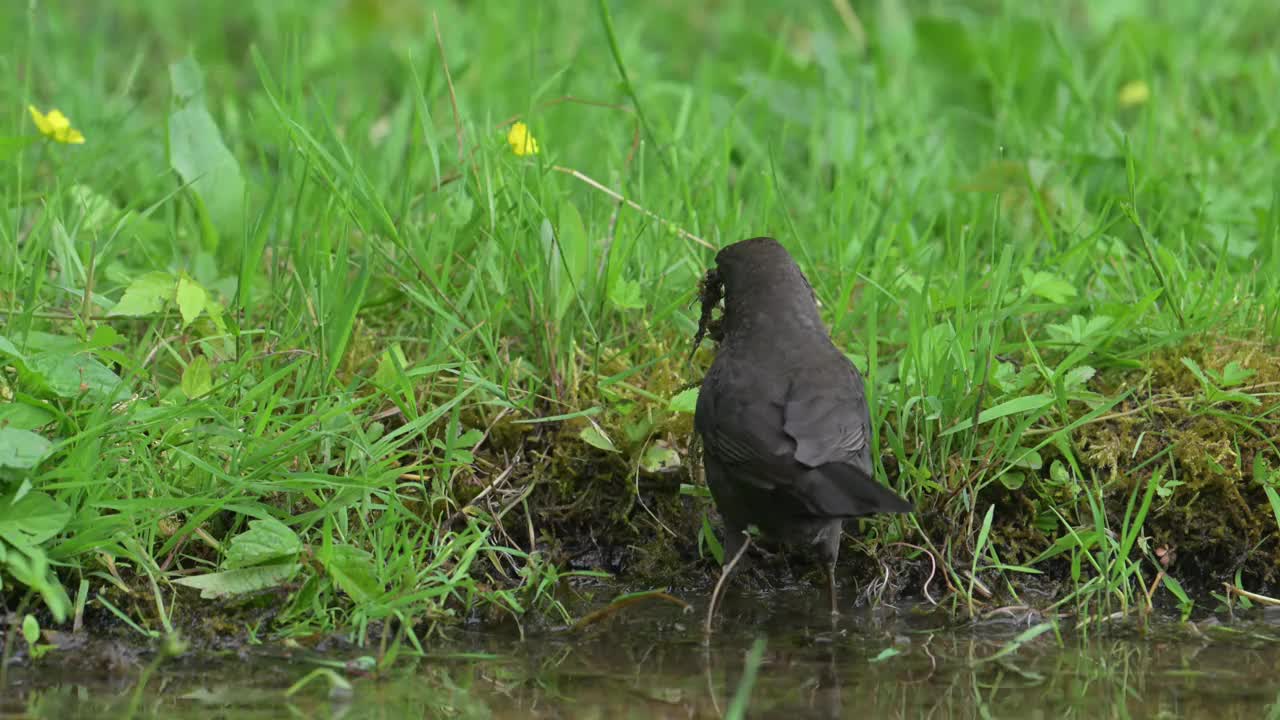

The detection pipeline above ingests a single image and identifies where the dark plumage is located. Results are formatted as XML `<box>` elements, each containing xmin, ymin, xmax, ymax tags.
<box><xmin>692</xmin><ymin>237</ymin><xmax>912</xmax><ymax>616</ymax></box>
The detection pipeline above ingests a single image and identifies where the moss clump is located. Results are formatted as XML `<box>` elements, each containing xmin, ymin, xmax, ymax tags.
<box><xmin>1004</xmin><ymin>336</ymin><xmax>1280</xmax><ymax>597</ymax></box>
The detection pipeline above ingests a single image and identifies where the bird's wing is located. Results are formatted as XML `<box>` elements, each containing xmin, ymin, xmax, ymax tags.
<box><xmin>781</xmin><ymin>364</ymin><xmax>911</xmax><ymax>514</ymax></box>
<box><xmin>696</xmin><ymin>357</ymin><xmax>909</xmax><ymax>517</ymax></box>
<box><xmin>781</xmin><ymin>363</ymin><xmax>872</xmax><ymax>471</ymax></box>
<box><xmin>695</xmin><ymin>365</ymin><xmax>794</xmax><ymax>475</ymax></box>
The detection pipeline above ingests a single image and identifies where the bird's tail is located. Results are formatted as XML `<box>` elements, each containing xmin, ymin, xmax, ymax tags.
<box><xmin>800</xmin><ymin>463</ymin><xmax>913</xmax><ymax>518</ymax></box>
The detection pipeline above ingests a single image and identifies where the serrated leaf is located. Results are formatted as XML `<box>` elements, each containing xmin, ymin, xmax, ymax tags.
<box><xmin>175</xmin><ymin>274</ymin><xmax>209</xmax><ymax>328</ymax></box>
<box><xmin>0</xmin><ymin>491</ymin><xmax>70</xmax><ymax>546</ymax></box>
<box><xmin>1063</xmin><ymin>365</ymin><xmax>1096</xmax><ymax>392</ymax></box>
<box><xmin>452</xmin><ymin>428</ymin><xmax>485</xmax><ymax>448</ymax></box>
<box><xmin>109</xmin><ymin>271</ymin><xmax>175</xmax><ymax>317</ymax></box>
<box><xmin>0</xmin><ymin>428</ymin><xmax>54</xmax><ymax>470</ymax></box>
<box><xmin>1020</xmin><ymin>269</ymin><xmax>1077</xmax><ymax>304</ymax></box>
<box><xmin>225</xmin><ymin>518</ymin><xmax>302</xmax><ymax>569</ymax></box>
<box><xmin>608</xmin><ymin>278</ymin><xmax>646</xmax><ymax>310</ymax></box>
<box><xmin>181</xmin><ymin>356</ymin><xmax>213</xmax><ymax>399</ymax></box>
<box><xmin>668</xmin><ymin>387</ymin><xmax>699</xmax><ymax>414</ymax></box>
<box><xmin>322</xmin><ymin>545</ymin><xmax>381</xmax><ymax>603</ymax></box>
<box><xmin>1181</xmin><ymin>357</ymin><xmax>1210</xmax><ymax>385</ymax></box>
<box><xmin>1220</xmin><ymin>361</ymin><xmax>1255</xmax><ymax>388</ymax></box>
<box><xmin>1046</xmin><ymin>314</ymin><xmax>1113</xmax><ymax>344</ymax></box>
<box><xmin>640</xmin><ymin>442</ymin><xmax>681</xmax><ymax>473</ymax></box>
<box><xmin>171</xmin><ymin>563</ymin><xmax>300</xmax><ymax>599</ymax></box>
<box><xmin>579</xmin><ymin>425</ymin><xmax>618</xmax><ymax>453</ymax></box>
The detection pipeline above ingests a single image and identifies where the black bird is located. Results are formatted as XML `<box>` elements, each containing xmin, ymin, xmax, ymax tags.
<box><xmin>692</xmin><ymin>237</ymin><xmax>912</xmax><ymax>620</ymax></box>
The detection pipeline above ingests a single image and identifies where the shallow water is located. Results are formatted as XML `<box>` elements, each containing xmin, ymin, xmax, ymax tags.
<box><xmin>5</xmin><ymin>590</ymin><xmax>1280</xmax><ymax>719</ymax></box>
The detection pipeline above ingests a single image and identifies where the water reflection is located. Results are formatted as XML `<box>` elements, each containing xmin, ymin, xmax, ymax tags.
<box><xmin>4</xmin><ymin>589</ymin><xmax>1280</xmax><ymax>719</ymax></box>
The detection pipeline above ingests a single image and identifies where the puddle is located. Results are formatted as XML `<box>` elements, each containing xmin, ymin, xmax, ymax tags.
<box><xmin>4</xmin><ymin>590</ymin><xmax>1280</xmax><ymax>719</ymax></box>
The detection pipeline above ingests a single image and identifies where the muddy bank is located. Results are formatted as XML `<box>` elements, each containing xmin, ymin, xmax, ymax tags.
<box><xmin>509</xmin><ymin>336</ymin><xmax>1280</xmax><ymax>608</ymax></box>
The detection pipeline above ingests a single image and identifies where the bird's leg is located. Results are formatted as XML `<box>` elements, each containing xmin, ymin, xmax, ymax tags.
<box><xmin>817</xmin><ymin>520</ymin><xmax>844</xmax><ymax>617</ymax></box>
<box><xmin>826</xmin><ymin>558</ymin><xmax>839</xmax><ymax>617</ymax></box>
<box><xmin>705</xmin><ymin>529</ymin><xmax>752</xmax><ymax>637</ymax></box>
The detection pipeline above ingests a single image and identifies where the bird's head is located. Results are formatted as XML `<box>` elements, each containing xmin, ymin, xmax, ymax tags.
<box><xmin>690</xmin><ymin>237</ymin><xmax>824</xmax><ymax>352</ymax></box>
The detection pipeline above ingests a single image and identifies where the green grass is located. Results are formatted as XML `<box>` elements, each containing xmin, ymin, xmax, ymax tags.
<box><xmin>2</xmin><ymin>0</ymin><xmax>1279</xmax><ymax>646</ymax></box>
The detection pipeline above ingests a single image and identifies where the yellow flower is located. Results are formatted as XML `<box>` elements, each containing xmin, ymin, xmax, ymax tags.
<box><xmin>28</xmin><ymin>105</ymin><xmax>85</xmax><ymax>144</ymax></box>
<box><xmin>506</xmin><ymin>121</ymin><xmax>539</xmax><ymax>156</ymax></box>
<box><xmin>1117</xmin><ymin>81</ymin><xmax>1150</xmax><ymax>108</ymax></box>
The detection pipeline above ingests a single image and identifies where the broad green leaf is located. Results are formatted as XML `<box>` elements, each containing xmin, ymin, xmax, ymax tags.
<box><xmin>0</xmin><ymin>403</ymin><xmax>55</xmax><ymax>431</ymax></box>
<box><xmin>870</xmin><ymin>647</ymin><xmax>902</xmax><ymax>663</ymax></box>
<box><xmin>668</xmin><ymin>387</ymin><xmax>699</xmax><ymax>414</ymax></box>
<box><xmin>109</xmin><ymin>271</ymin><xmax>175</xmax><ymax>317</ymax></box>
<box><xmin>0</xmin><ymin>491</ymin><xmax>71</xmax><ymax>546</ymax></box>
<box><xmin>680</xmin><ymin>483</ymin><xmax>712</xmax><ymax>499</ymax></box>
<box><xmin>169</xmin><ymin>55</ymin><xmax>206</xmax><ymax>101</ymax></box>
<box><xmin>181</xmin><ymin>356</ymin><xmax>213</xmax><ymax>399</ymax></box>
<box><xmin>1049</xmin><ymin>460</ymin><xmax>1071</xmax><ymax>485</ymax></box>
<box><xmin>700</xmin><ymin>514</ymin><xmax>723</xmax><ymax>564</ymax></box>
<box><xmin>941</xmin><ymin>393</ymin><xmax>1055</xmax><ymax>435</ymax></box>
<box><xmin>3</xmin><ymin>545</ymin><xmax>71</xmax><ymax>622</ymax></box>
<box><xmin>1010</xmin><ymin>448</ymin><xmax>1043</xmax><ymax>470</ymax></box>
<box><xmin>579</xmin><ymin>425</ymin><xmax>618</xmax><ymax>453</ymax></box>
<box><xmin>225</xmin><ymin>517</ymin><xmax>302</xmax><ymax>569</ymax></box>
<box><xmin>0</xmin><ymin>428</ymin><xmax>54</xmax><ymax>470</ymax></box>
<box><xmin>978</xmin><ymin>622</ymin><xmax>1055</xmax><ymax>663</ymax></box>
<box><xmin>172</xmin><ymin>562</ymin><xmax>300</xmax><ymax>599</ymax></box>
<box><xmin>372</xmin><ymin>344</ymin><xmax>408</xmax><ymax>390</ymax></box>
<box><xmin>1264</xmin><ymin>486</ymin><xmax>1280</xmax><ymax>533</ymax></box>
<box><xmin>21</xmin><ymin>614</ymin><xmax>39</xmax><ymax>646</ymax></box>
<box><xmin>1161</xmin><ymin>574</ymin><xmax>1192</xmax><ymax>607</ymax></box>
<box><xmin>322</xmin><ymin>544</ymin><xmax>381</xmax><ymax>603</ymax></box>
<box><xmin>0</xmin><ymin>335</ymin><xmax>23</xmax><ymax>361</ymax></box>
<box><xmin>175</xmin><ymin>274</ymin><xmax>209</xmax><ymax>327</ymax></box>
<box><xmin>25</xmin><ymin>352</ymin><xmax>130</xmax><ymax>403</ymax></box>
<box><xmin>169</xmin><ymin>57</ymin><xmax>245</xmax><ymax>237</ymax></box>
<box><xmin>556</xmin><ymin>200</ymin><xmax>592</xmax><ymax>320</ymax></box>
<box><xmin>640</xmin><ymin>442</ymin><xmax>681</xmax><ymax>473</ymax></box>
<box><xmin>999</xmin><ymin>471</ymin><xmax>1025</xmax><ymax>490</ymax></box>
